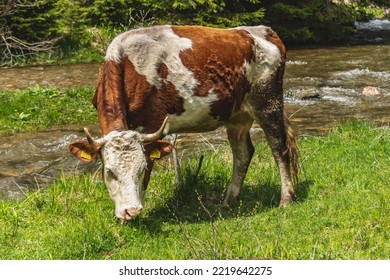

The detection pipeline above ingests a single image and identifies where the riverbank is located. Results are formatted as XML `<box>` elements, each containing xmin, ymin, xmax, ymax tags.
<box><xmin>0</xmin><ymin>121</ymin><xmax>389</xmax><ymax>259</ymax></box>
<box><xmin>0</xmin><ymin>87</ymin><xmax>96</xmax><ymax>134</ymax></box>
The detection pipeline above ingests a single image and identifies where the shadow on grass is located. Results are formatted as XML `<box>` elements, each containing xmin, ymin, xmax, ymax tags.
<box><xmin>141</xmin><ymin>165</ymin><xmax>312</xmax><ymax>232</ymax></box>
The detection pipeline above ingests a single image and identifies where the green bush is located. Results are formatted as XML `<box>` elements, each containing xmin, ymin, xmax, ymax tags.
<box><xmin>1</xmin><ymin>0</ymin><xmax>388</xmax><ymax>65</ymax></box>
<box><xmin>2</xmin><ymin>0</ymin><xmax>58</xmax><ymax>42</ymax></box>
<box><xmin>263</xmin><ymin>0</ymin><xmax>358</xmax><ymax>44</ymax></box>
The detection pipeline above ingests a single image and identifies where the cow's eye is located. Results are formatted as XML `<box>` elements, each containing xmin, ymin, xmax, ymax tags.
<box><xmin>106</xmin><ymin>168</ymin><xmax>118</xmax><ymax>180</ymax></box>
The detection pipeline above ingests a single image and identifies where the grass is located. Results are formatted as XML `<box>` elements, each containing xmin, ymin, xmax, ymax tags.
<box><xmin>0</xmin><ymin>86</ymin><xmax>97</xmax><ymax>134</ymax></box>
<box><xmin>0</xmin><ymin>121</ymin><xmax>389</xmax><ymax>260</ymax></box>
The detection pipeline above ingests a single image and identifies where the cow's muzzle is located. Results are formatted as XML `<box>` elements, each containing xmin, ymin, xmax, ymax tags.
<box><xmin>123</xmin><ymin>207</ymin><xmax>142</xmax><ymax>221</ymax></box>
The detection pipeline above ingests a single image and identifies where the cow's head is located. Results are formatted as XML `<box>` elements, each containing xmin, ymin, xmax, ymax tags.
<box><xmin>68</xmin><ymin>118</ymin><xmax>172</xmax><ymax>221</ymax></box>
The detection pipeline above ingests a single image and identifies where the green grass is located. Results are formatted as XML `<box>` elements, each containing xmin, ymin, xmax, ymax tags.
<box><xmin>0</xmin><ymin>87</ymin><xmax>97</xmax><ymax>134</ymax></box>
<box><xmin>0</xmin><ymin>122</ymin><xmax>389</xmax><ymax>259</ymax></box>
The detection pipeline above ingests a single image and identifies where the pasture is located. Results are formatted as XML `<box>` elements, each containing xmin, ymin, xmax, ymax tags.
<box><xmin>0</xmin><ymin>87</ymin><xmax>96</xmax><ymax>134</ymax></box>
<box><xmin>0</xmin><ymin>114</ymin><xmax>388</xmax><ymax>259</ymax></box>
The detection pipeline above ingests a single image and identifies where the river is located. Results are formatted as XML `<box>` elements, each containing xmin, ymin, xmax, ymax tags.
<box><xmin>0</xmin><ymin>20</ymin><xmax>389</xmax><ymax>200</ymax></box>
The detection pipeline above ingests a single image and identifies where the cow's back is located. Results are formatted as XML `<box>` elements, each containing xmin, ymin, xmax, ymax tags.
<box><xmin>96</xmin><ymin>25</ymin><xmax>285</xmax><ymax>135</ymax></box>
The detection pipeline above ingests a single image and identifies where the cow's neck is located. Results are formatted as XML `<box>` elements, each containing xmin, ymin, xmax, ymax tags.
<box><xmin>94</xmin><ymin>60</ymin><xmax>129</xmax><ymax>135</ymax></box>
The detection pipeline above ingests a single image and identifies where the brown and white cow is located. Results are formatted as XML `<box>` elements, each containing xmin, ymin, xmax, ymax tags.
<box><xmin>69</xmin><ymin>25</ymin><xmax>299</xmax><ymax>221</ymax></box>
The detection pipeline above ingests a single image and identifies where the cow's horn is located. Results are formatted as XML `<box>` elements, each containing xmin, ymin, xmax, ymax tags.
<box><xmin>141</xmin><ymin>117</ymin><xmax>169</xmax><ymax>143</ymax></box>
<box><xmin>84</xmin><ymin>127</ymin><xmax>106</xmax><ymax>147</ymax></box>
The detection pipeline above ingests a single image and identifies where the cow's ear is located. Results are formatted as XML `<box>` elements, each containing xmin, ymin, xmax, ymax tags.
<box><xmin>144</xmin><ymin>140</ymin><xmax>173</xmax><ymax>160</ymax></box>
<box><xmin>68</xmin><ymin>141</ymin><xmax>100</xmax><ymax>163</ymax></box>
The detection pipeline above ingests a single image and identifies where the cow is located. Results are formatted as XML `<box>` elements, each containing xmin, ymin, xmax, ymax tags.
<box><xmin>69</xmin><ymin>25</ymin><xmax>299</xmax><ymax>221</ymax></box>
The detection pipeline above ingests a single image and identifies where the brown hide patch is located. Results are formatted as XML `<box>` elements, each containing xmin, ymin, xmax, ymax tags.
<box><xmin>172</xmin><ymin>26</ymin><xmax>255</xmax><ymax>122</ymax></box>
<box><xmin>122</xmin><ymin>58</ymin><xmax>185</xmax><ymax>133</ymax></box>
<box><xmin>265</xmin><ymin>29</ymin><xmax>286</xmax><ymax>63</ymax></box>
<box><xmin>158</xmin><ymin>63</ymin><xmax>169</xmax><ymax>79</ymax></box>
<box><xmin>94</xmin><ymin>60</ymin><xmax>129</xmax><ymax>134</ymax></box>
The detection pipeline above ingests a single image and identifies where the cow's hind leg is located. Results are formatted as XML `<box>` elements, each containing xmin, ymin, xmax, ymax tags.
<box><xmin>222</xmin><ymin>113</ymin><xmax>254</xmax><ymax>207</ymax></box>
<box><xmin>248</xmin><ymin>70</ymin><xmax>299</xmax><ymax>206</ymax></box>
<box><xmin>255</xmin><ymin>108</ymin><xmax>298</xmax><ymax>207</ymax></box>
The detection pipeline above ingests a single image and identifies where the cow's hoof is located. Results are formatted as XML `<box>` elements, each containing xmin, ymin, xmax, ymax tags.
<box><xmin>221</xmin><ymin>197</ymin><xmax>233</xmax><ymax>208</ymax></box>
<box><xmin>221</xmin><ymin>195</ymin><xmax>240</xmax><ymax>208</ymax></box>
<box><xmin>279</xmin><ymin>194</ymin><xmax>296</xmax><ymax>207</ymax></box>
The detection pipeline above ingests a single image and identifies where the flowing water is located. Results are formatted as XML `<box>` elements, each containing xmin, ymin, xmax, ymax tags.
<box><xmin>1</xmin><ymin>20</ymin><xmax>389</xmax><ymax>199</ymax></box>
<box><xmin>284</xmin><ymin>43</ymin><xmax>390</xmax><ymax>134</ymax></box>
<box><xmin>0</xmin><ymin>126</ymin><xmax>101</xmax><ymax>199</ymax></box>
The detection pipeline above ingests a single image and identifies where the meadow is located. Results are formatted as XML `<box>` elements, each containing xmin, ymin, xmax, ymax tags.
<box><xmin>0</xmin><ymin>87</ymin><xmax>389</xmax><ymax>259</ymax></box>
<box><xmin>0</xmin><ymin>86</ymin><xmax>96</xmax><ymax>134</ymax></box>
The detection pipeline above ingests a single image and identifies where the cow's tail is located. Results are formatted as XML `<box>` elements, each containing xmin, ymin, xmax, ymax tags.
<box><xmin>283</xmin><ymin>112</ymin><xmax>299</xmax><ymax>183</ymax></box>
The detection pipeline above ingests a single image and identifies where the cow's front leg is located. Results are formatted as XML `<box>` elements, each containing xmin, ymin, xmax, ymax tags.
<box><xmin>222</xmin><ymin>117</ymin><xmax>254</xmax><ymax>207</ymax></box>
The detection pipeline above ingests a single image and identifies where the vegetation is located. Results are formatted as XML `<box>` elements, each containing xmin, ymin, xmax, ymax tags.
<box><xmin>0</xmin><ymin>87</ymin><xmax>96</xmax><ymax>134</ymax></box>
<box><xmin>0</xmin><ymin>0</ymin><xmax>388</xmax><ymax>262</ymax></box>
<box><xmin>1</xmin><ymin>0</ymin><xmax>388</xmax><ymax>66</ymax></box>
<box><xmin>0</xmin><ymin>1</ymin><xmax>388</xmax><ymax>261</ymax></box>
<box><xmin>0</xmin><ymin>121</ymin><xmax>389</xmax><ymax>259</ymax></box>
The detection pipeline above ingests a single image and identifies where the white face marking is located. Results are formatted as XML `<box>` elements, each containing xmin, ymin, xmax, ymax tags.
<box><xmin>100</xmin><ymin>130</ymin><xmax>147</xmax><ymax>219</ymax></box>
